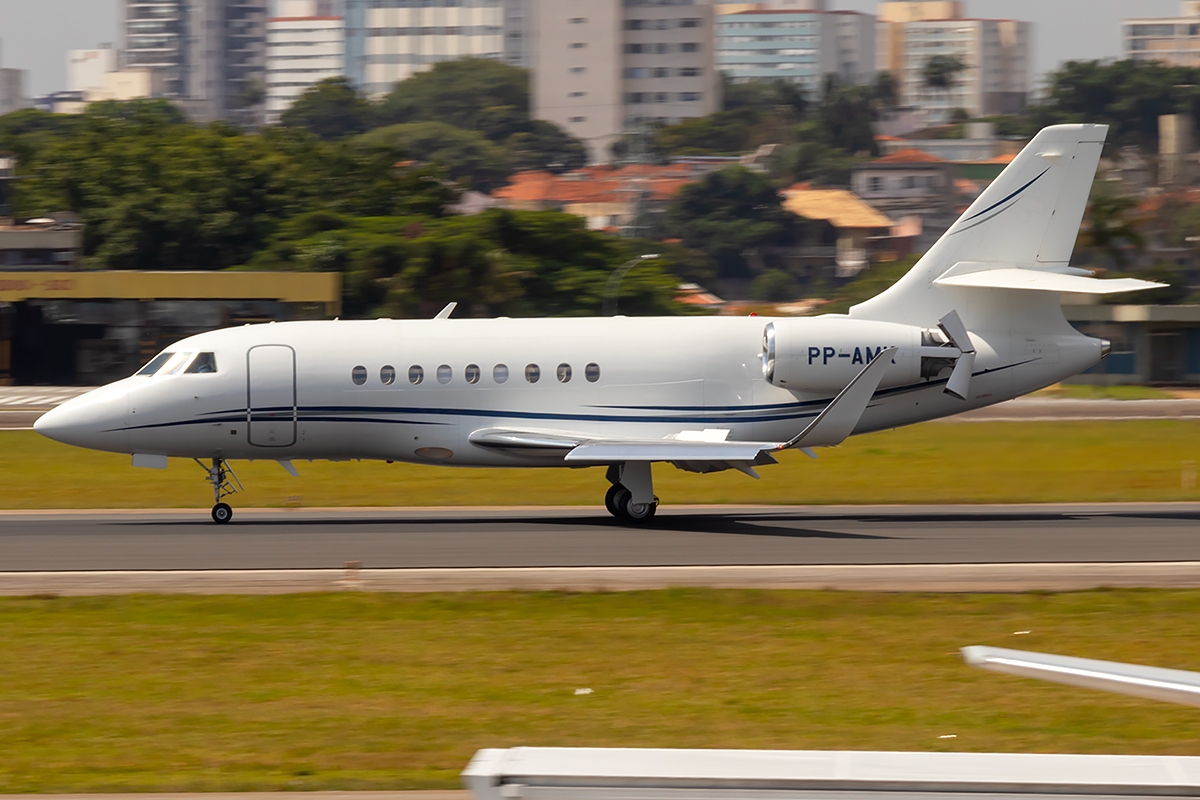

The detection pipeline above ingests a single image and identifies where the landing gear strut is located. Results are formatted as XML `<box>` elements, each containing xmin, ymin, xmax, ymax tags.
<box><xmin>196</xmin><ymin>457</ymin><xmax>242</xmax><ymax>524</ymax></box>
<box><xmin>604</xmin><ymin>463</ymin><xmax>658</xmax><ymax>525</ymax></box>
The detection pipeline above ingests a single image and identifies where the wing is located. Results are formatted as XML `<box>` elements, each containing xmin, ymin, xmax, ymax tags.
<box><xmin>468</xmin><ymin>347</ymin><xmax>897</xmax><ymax>476</ymax></box>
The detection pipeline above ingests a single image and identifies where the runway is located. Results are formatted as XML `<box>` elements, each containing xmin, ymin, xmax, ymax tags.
<box><xmin>2</xmin><ymin>503</ymin><xmax>1200</xmax><ymax>572</ymax></box>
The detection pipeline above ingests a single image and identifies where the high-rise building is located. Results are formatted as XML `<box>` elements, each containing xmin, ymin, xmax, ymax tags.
<box><xmin>532</xmin><ymin>0</ymin><xmax>721</xmax><ymax>165</ymax></box>
<box><xmin>1123</xmin><ymin>2</ymin><xmax>1200</xmax><ymax>67</ymax></box>
<box><xmin>715</xmin><ymin>8</ymin><xmax>875</xmax><ymax>96</ymax></box>
<box><xmin>266</xmin><ymin>0</ymin><xmax>346</xmax><ymax>123</ymax></box>
<box><xmin>876</xmin><ymin>2</ymin><xmax>1030</xmax><ymax>124</ymax></box>
<box><xmin>68</xmin><ymin>48</ymin><xmax>118</xmax><ymax>94</ymax></box>
<box><xmin>342</xmin><ymin>0</ymin><xmax>525</xmax><ymax>98</ymax></box>
<box><xmin>118</xmin><ymin>0</ymin><xmax>267</xmax><ymax>122</ymax></box>
<box><xmin>0</xmin><ymin>69</ymin><xmax>29</xmax><ymax>117</ymax></box>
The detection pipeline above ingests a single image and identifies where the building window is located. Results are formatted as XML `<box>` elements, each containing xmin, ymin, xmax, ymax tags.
<box><xmin>625</xmin><ymin>43</ymin><xmax>645</xmax><ymax>53</ymax></box>
<box><xmin>352</xmin><ymin>365</ymin><xmax>367</xmax><ymax>385</ymax></box>
<box><xmin>409</xmin><ymin>365</ymin><xmax>424</xmax><ymax>385</ymax></box>
<box><xmin>653</xmin><ymin>67</ymin><xmax>668</xmax><ymax>78</ymax></box>
<box><xmin>679</xmin><ymin>92</ymin><xmax>701</xmax><ymax>101</ymax></box>
<box><xmin>679</xmin><ymin>67</ymin><xmax>701</xmax><ymax>77</ymax></box>
<box><xmin>681</xmin><ymin>42</ymin><xmax>699</xmax><ymax>53</ymax></box>
<box><xmin>570</xmin><ymin>66</ymin><xmax>586</xmax><ymax>73</ymax></box>
<box><xmin>569</xmin><ymin>17</ymin><xmax>587</xmax><ymax>23</ymax></box>
<box><xmin>570</xmin><ymin>42</ymin><xmax>586</xmax><ymax>48</ymax></box>
<box><xmin>868</xmin><ymin>176</ymin><xmax>882</xmax><ymax>192</ymax></box>
<box><xmin>569</xmin><ymin>116</ymin><xmax>586</xmax><ymax>122</ymax></box>
<box><xmin>380</xmin><ymin>365</ymin><xmax>396</xmax><ymax>385</ymax></box>
<box><xmin>569</xmin><ymin>91</ymin><xmax>587</xmax><ymax>97</ymax></box>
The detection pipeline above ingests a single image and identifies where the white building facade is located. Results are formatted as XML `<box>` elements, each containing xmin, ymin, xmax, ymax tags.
<box><xmin>715</xmin><ymin>9</ymin><xmax>875</xmax><ymax>97</ymax></box>
<box><xmin>266</xmin><ymin>1</ymin><xmax>346</xmax><ymax>123</ymax></box>
<box><xmin>896</xmin><ymin>17</ymin><xmax>1030</xmax><ymax>124</ymax></box>
<box><xmin>68</xmin><ymin>48</ymin><xmax>118</xmax><ymax>94</ymax></box>
<box><xmin>533</xmin><ymin>0</ymin><xmax>721</xmax><ymax>165</ymax></box>
<box><xmin>1124</xmin><ymin>1</ymin><xmax>1200</xmax><ymax>66</ymax></box>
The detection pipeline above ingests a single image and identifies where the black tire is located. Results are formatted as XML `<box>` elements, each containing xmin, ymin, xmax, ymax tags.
<box><xmin>604</xmin><ymin>484</ymin><xmax>624</xmax><ymax>517</ymax></box>
<box><xmin>623</xmin><ymin>497</ymin><xmax>657</xmax><ymax>524</ymax></box>
<box><xmin>212</xmin><ymin>502</ymin><xmax>233</xmax><ymax>524</ymax></box>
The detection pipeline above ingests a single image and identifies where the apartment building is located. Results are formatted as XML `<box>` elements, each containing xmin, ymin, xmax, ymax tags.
<box><xmin>715</xmin><ymin>8</ymin><xmax>875</xmax><ymax>96</ymax></box>
<box><xmin>876</xmin><ymin>1</ymin><xmax>962</xmax><ymax>76</ymax></box>
<box><xmin>533</xmin><ymin>0</ymin><xmax>720</xmax><ymax>165</ymax></box>
<box><xmin>266</xmin><ymin>0</ymin><xmax>346</xmax><ymax>123</ymax></box>
<box><xmin>341</xmin><ymin>0</ymin><xmax>527</xmax><ymax>97</ymax></box>
<box><xmin>0</xmin><ymin>70</ymin><xmax>29</xmax><ymax>117</ymax></box>
<box><xmin>1124</xmin><ymin>2</ymin><xmax>1200</xmax><ymax>66</ymax></box>
<box><xmin>120</xmin><ymin>0</ymin><xmax>187</xmax><ymax>96</ymax></box>
<box><xmin>67</xmin><ymin>48</ymin><xmax>118</xmax><ymax>94</ymax></box>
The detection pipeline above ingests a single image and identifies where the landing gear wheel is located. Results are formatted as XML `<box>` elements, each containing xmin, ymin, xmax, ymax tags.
<box><xmin>622</xmin><ymin>496</ymin><xmax>657</xmax><ymax>524</ymax></box>
<box><xmin>212</xmin><ymin>502</ymin><xmax>233</xmax><ymax>524</ymax></box>
<box><xmin>604</xmin><ymin>484</ymin><xmax>624</xmax><ymax>517</ymax></box>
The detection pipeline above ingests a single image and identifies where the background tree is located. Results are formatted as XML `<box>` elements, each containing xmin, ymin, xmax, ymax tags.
<box><xmin>870</xmin><ymin>71</ymin><xmax>899</xmax><ymax>109</ymax></box>
<box><xmin>1080</xmin><ymin>191</ymin><xmax>1145</xmax><ymax>270</ymax></box>
<box><xmin>922</xmin><ymin>55</ymin><xmax>967</xmax><ymax>95</ymax></box>
<box><xmin>279</xmin><ymin>77</ymin><xmax>374</xmax><ymax>140</ymax></box>
<box><xmin>353</xmin><ymin>122</ymin><xmax>511</xmax><ymax>191</ymax></box>
<box><xmin>662</xmin><ymin>166</ymin><xmax>801</xmax><ymax>278</ymax></box>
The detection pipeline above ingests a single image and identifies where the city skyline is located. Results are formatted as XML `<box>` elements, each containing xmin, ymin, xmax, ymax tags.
<box><xmin>0</xmin><ymin>0</ymin><xmax>1192</xmax><ymax>98</ymax></box>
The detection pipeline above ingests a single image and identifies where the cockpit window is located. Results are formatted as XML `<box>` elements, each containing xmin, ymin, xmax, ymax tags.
<box><xmin>185</xmin><ymin>352</ymin><xmax>218</xmax><ymax>374</ymax></box>
<box><xmin>136</xmin><ymin>352</ymin><xmax>174</xmax><ymax>376</ymax></box>
<box><xmin>160</xmin><ymin>351</ymin><xmax>195</xmax><ymax>376</ymax></box>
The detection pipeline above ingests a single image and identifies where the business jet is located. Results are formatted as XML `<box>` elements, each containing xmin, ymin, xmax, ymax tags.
<box><xmin>35</xmin><ymin>124</ymin><xmax>1162</xmax><ymax>524</ymax></box>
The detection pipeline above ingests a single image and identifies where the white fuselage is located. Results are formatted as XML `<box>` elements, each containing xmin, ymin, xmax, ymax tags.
<box><xmin>38</xmin><ymin>314</ymin><xmax>1103</xmax><ymax>467</ymax></box>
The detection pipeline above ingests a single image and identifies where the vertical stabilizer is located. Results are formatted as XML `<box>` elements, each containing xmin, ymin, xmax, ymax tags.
<box><xmin>851</xmin><ymin>124</ymin><xmax>1109</xmax><ymax>327</ymax></box>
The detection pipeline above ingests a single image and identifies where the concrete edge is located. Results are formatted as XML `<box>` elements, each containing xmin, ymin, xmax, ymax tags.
<box><xmin>3</xmin><ymin>563</ymin><xmax>1200</xmax><ymax>595</ymax></box>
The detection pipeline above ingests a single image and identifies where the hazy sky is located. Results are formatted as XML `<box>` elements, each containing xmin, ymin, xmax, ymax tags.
<box><xmin>0</xmin><ymin>0</ymin><xmax>1190</xmax><ymax>97</ymax></box>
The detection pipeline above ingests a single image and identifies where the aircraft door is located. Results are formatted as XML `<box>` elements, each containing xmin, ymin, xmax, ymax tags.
<box><xmin>247</xmin><ymin>345</ymin><xmax>297</xmax><ymax>447</ymax></box>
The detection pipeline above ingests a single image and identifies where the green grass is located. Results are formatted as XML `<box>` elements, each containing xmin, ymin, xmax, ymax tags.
<box><xmin>4</xmin><ymin>420</ymin><xmax>1200</xmax><ymax>508</ymax></box>
<box><xmin>1</xmin><ymin>590</ymin><xmax>1199</xmax><ymax>792</ymax></box>
<box><xmin>1034</xmin><ymin>384</ymin><xmax>1176</xmax><ymax>401</ymax></box>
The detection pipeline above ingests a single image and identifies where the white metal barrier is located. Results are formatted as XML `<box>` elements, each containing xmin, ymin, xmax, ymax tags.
<box><xmin>462</xmin><ymin>748</ymin><xmax>1200</xmax><ymax>800</ymax></box>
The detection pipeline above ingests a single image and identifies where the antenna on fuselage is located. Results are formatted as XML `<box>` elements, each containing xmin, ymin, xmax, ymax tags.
<box><xmin>434</xmin><ymin>302</ymin><xmax>457</xmax><ymax>319</ymax></box>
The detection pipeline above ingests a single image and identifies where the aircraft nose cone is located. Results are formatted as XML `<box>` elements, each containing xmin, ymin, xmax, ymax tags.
<box><xmin>34</xmin><ymin>385</ymin><xmax>130</xmax><ymax>453</ymax></box>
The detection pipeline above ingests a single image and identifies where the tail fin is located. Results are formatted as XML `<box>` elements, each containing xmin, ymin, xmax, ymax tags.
<box><xmin>851</xmin><ymin>124</ymin><xmax>1109</xmax><ymax>327</ymax></box>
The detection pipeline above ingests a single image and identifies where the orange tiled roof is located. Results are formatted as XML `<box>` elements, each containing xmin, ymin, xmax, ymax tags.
<box><xmin>870</xmin><ymin>148</ymin><xmax>947</xmax><ymax>165</ymax></box>
<box><xmin>493</xmin><ymin>165</ymin><xmax>697</xmax><ymax>205</ymax></box>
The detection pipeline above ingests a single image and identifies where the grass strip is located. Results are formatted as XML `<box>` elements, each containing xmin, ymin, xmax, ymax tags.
<box><xmin>2</xmin><ymin>421</ymin><xmax>1200</xmax><ymax>508</ymax></box>
<box><xmin>0</xmin><ymin>590</ymin><xmax>1198</xmax><ymax>792</ymax></box>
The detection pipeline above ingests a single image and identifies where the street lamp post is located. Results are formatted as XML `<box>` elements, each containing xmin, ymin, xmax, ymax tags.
<box><xmin>603</xmin><ymin>253</ymin><xmax>659</xmax><ymax>316</ymax></box>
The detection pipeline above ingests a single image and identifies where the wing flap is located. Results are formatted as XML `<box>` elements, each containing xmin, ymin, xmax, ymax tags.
<box><xmin>564</xmin><ymin>441</ymin><xmax>774</xmax><ymax>463</ymax></box>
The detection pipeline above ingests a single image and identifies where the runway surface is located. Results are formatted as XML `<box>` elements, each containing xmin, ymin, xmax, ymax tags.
<box><xmin>3</xmin><ymin>503</ymin><xmax>1200</xmax><ymax>571</ymax></box>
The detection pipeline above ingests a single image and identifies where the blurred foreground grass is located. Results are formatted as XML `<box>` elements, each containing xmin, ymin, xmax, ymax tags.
<box><xmin>2</xmin><ymin>420</ymin><xmax>1200</xmax><ymax>507</ymax></box>
<box><xmin>1</xmin><ymin>590</ymin><xmax>1199</xmax><ymax>791</ymax></box>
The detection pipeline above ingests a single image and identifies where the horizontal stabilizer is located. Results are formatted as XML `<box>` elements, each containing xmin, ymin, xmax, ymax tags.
<box><xmin>935</xmin><ymin>267</ymin><xmax>1165</xmax><ymax>295</ymax></box>
<box><xmin>963</xmin><ymin>645</ymin><xmax>1200</xmax><ymax>708</ymax></box>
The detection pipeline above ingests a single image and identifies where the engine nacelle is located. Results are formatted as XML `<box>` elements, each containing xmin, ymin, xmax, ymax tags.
<box><xmin>762</xmin><ymin>317</ymin><xmax>934</xmax><ymax>393</ymax></box>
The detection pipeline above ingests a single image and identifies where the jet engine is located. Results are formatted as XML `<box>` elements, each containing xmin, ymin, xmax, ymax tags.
<box><xmin>761</xmin><ymin>312</ymin><xmax>978</xmax><ymax>399</ymax></box>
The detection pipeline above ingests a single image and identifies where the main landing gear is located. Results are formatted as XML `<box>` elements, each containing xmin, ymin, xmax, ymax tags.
<box><xmin>195</xmin><ymin>457</ymin><xmax>242</xmax><ymax>524</ymax></box>
<box><xmin>604</xmin><ymin>463</ymin><xmax>659</xmax><ymax>525</ymax></box>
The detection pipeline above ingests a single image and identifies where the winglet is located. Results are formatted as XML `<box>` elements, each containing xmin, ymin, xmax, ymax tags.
<box><xmin>434</xmin><ymin>302</ymin><xmax>457</xmax><ymax>319</ymax></box>
<box><xmin>781</xmin><ymin>347</ymin><xmax>896</xmax><ymax>450</ymax></box>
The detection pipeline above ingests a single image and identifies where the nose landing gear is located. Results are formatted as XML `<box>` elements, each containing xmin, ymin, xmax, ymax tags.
<box><xmin>195</xmin><ymin>457</ymin><xmax>242</xmax><ymax>524</ymax></box>
<box><xmin>604</xmin><ymin>462</ymin><xmax>658</xmax><ymax>525</ymax></box>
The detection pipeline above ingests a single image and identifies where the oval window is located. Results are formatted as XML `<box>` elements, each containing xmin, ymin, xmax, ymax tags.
<box><xmin>493</xmin><ymin>364</ymin><xmax>509</xmax><ymax>384</ymax></box>
<box><xmin>409</xmin><ymin>365</ymin><xmax>424</xmax><ymax>385</ymax></box>
<box><xmin>585</xmin><ymin>362</ymin><xmax>600</xmax><ymax>382</ymax></box>
<box><xmin>557</xmin><ymin>363</ymin><xmax>572</xmax><ymax>383</ymax></box>
<box><xmin>352</xmin><ymin>365</ymin><xmax>367</xmax><ymax>385</ymax></box>
<box><xmin>465</xmin><ymin>364</ymin><xmax>481</xmax><ymax>384</ymax></box>
<box><xmin>380</xmin><ymin>365</ymin><xmax>396</xmax><ymax>385</ymax></box>
<box><xmin>525</xmin><ymin>364</ymin><xmax>541</xmax><ymax>384</ymax></box>
<box><xmin>437</xmin><ymin>364</ymin><xmax>453</xmax><ymax>384</ymax></box>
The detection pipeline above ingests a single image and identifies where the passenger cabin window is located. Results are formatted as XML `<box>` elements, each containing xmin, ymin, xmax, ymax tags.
<box><xmin>185</xmin><ymin>352</ymin><xmax>218</xmax><ymax>374</ymax></box>
<box><xmin>585</xmin><ymin>362</ymin><xmax>601</xmax><ymax>382</ymax></box>
<box><xmin>437</xmin><ymin>365</ymin><xmax>452</xmax><ymax>384</ymax></box>
<box><xmin>409</xmin><ymin>365</ymin><xmax>424</xmax><ymax>385</ymax></box>
<box><xmin>465</xmin><ymin>364</ymin><xmax>481</xmax><ymax>384</ymax></box>
<box><xmin>557</xmin><ymin>363</ymin><xmax>572</xmax><ymax>383</ymax></box>
<box><xmin>525</xmin><ymin>364</ymin><xmax>541</xmax><ymax>383</ymax></box>
<box><xmin>494</xmin><ymin>364</ymin><xmax>509</xmax><ymax>384</ymax></box>
<box><xmin>381</xmin><ymin>365</ymin><xmax>396</xmax><ymax>385</ymax></box>
<box><xmin>351</xmin><ymin>365</ymin><xmax>367</xmax><ymax>385</ymax></box>
<box><xmin>137</xmin><ymin>352</ymin><xmax>174</xmax><ymax>376</ymax></box>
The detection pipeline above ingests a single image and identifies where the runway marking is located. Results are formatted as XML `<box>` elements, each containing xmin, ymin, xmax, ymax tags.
<box><xmin>3</xmin><ymin>563</ymin><xmax>1200</xmax><ymax>595</ymax></box>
